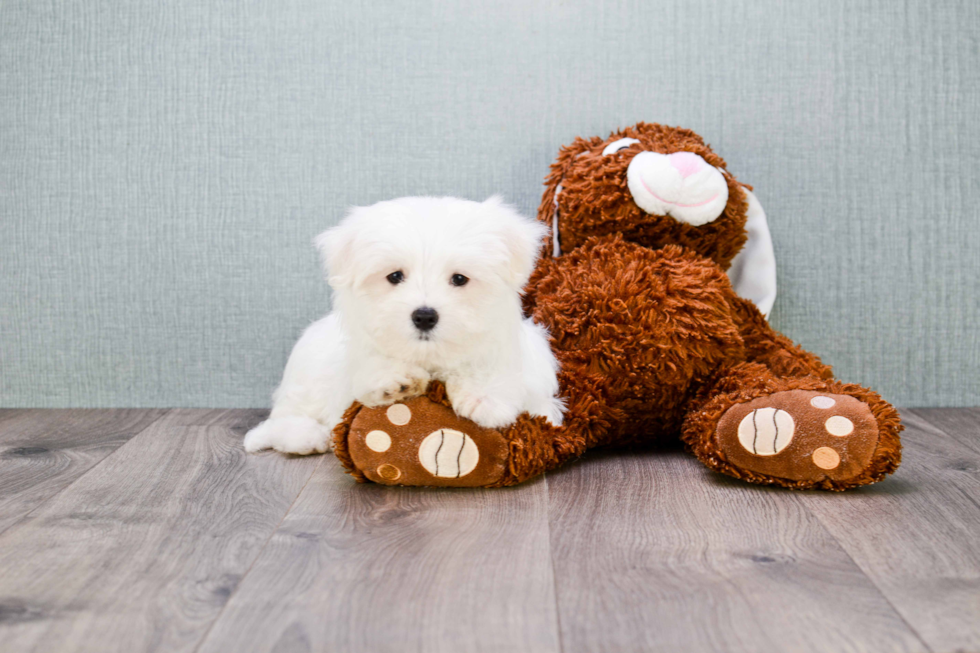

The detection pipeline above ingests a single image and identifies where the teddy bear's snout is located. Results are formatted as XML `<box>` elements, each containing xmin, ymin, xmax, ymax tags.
<box><xmin>625</xmin><ymin>150</ymin><xmax>730</xmax><ymax>226</ymax></box>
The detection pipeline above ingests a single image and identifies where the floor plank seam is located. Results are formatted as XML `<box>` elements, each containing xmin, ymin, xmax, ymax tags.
<box><xmin>0</xmin><ymin>409</ymin><xmax>172</xmax><ymax>540</ymax></box>
<box><xmin>797</xmin><ymin>496</ymin><xmax>936</xmax><ymax>653</ymax></box>
<box><xmin>191</xmin><ymin>451</ymin><xmax>326</xmax><ymax>653</ymax></box>
<box><xmin>543</xmin><ymin>473</ymin><xmax>566</xmax><ymax>653</ymax></box>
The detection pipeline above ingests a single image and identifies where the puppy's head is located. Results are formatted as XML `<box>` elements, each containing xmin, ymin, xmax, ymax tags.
<box><xmin>316</xmin><ymin>196</ymin><xmax>546</xmax><ymax>360</ymax></box>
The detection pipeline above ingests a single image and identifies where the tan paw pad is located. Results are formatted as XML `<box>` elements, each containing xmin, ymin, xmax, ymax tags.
<box><xmin>716</xmin><ymin>390</ymin><xmax>879</xmax><ymax>482</ymax></box>
<box><xmin>377</xmin><ymin>464</ymin><xmax>401</xmax><ymax>481</ymax></box>
<box><xmin>365</xmin><ymin>430</ymin><xmax>391</xmax><ymax>452</ymax></box>
<box><xmin>386</xmin><ymin>404</ymin><xmax>412</xmax><ymax>426</ymax></box>
<box><xmin>346</xmin><ymin>394</ymin><xmax>509</xmax><ymax>487</ymax></box>
<box><xmin>811</xmin><ymin>395</ymin><xmax>836</xmax><ymax>409</ymax></box>
<box><xmin>825</xmin><ymin>416</ymin><xmax>854</xmax><ymax>436</ymax></box>
<box><xmin>812</xmin><ymin>447</ymin><xmax>841</xmax><ymax>470</ymax></box>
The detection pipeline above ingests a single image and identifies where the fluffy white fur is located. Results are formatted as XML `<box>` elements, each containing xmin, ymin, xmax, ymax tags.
<box><xmin>244</xmin><ymin>196</ymin><xmax>565</xmax><ymax>455</ymax></box>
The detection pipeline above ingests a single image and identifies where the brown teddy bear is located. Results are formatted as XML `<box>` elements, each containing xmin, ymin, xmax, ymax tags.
<box><xmin>332</xmin><ymin>122</ymin><xmax>903</xmax><ymax>491</ymax></box>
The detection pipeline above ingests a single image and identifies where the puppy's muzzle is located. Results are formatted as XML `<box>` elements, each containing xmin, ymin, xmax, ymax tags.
<box><xmin>411</xmin><ymin>306</ymin><xmax>439</xmax><ymax>332</ymax></box>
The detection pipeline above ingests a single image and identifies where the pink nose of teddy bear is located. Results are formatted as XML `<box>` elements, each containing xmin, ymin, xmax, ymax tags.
<box><xmin>668</xmin><ymin>151</ymin><xmax>705</xmax><ymax>179</ymax></box>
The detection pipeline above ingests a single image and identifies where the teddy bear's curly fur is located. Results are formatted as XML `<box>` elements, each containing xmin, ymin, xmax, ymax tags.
<box><xmin>334</xmin><ymin>123</ymin><xmax>903</xmax><ymax>491</ymax></box>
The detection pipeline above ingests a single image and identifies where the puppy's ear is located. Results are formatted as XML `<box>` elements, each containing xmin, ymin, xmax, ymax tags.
<box><xmin>483</xmin><ymin>196</ymin><xmax>548</xmax><ymax>290</ymax></box>
<box><xmin>313</xmin><ymin>219</ymin><xmax>356</xmax><ymax>290</ymax></box>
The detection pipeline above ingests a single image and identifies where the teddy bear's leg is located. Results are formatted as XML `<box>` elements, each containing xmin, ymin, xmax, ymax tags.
<box><xmin>681</xmin><ymin>360</ymin><xmax>903</xmax><ymax>490</ymax></box>
<box><xmin>727</xmin><ymin>295</ymin><xmax>836</xmax><ymax>381</ymax></box>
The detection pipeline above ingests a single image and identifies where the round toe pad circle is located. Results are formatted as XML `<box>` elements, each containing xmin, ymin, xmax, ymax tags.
<box><xmin>418</xmin><ymin>429</ymin><xmax>479</xmax><ymax>478</ymax></box>
<box><xmin>737</xmin><ymin>408</ymin><xmax>795</xmax><ymax>455</ymax></box>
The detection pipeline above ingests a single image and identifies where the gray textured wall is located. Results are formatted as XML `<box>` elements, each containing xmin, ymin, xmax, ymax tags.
<box><xmin>1</xmin><ymin>0</ymin><xmax>978</xmax><ymax>408</ymax></box>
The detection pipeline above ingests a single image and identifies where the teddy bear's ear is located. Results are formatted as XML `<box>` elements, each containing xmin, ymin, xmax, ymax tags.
<box><xmin>537</xmin><ymin>136</ymin><xmax>604</xmax><ymax>255</ymax></box>
<box><xmin>726</xmin><ymin>189</ymin><xmax>777</xmax><ymax>318</ymax></box>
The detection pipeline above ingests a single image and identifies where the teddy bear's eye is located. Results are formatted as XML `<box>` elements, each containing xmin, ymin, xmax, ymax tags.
<box><xmin>450</xmin><ymin>273</ymin><xmax>469</xmax><ymax>287</ymax></box>
<box><xmin>602</xmin><ymin>137</ymin><xmax>640</xmax><ymax>155</ymax></box>
<box><xmin>386</xmin><ymin>270</ymin><xmax>404</xmax><ymax>284</ymax></box>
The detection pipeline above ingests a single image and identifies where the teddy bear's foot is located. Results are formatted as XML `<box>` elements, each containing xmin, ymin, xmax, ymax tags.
<box><xmin>342</xmin><ymin>394</ymin><xmax>510</xmax><ymax>487</ymax></box>
<box><xmin>714</xmin><ymin>390</ymin><xmax>881</xmax><ymax>484</ymax></box>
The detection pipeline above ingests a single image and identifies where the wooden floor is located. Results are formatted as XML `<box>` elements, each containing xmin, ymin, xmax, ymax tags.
<box><xmin>0</xmin><ymin>408</ymin><xmax>977</xmax><ymax>653</ymax></box>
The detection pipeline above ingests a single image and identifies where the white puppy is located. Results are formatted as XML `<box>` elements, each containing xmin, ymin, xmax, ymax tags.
<box><xmin>244</xmin><ymin>196</ymin><xmax>565</xmax><ymax>455</ymax></box>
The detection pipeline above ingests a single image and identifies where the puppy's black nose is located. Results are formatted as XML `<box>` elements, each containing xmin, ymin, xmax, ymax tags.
<box><xmin>412</xmin><ymin>306</ymin><xmax>439</xmax><ymax>332</ymax></box>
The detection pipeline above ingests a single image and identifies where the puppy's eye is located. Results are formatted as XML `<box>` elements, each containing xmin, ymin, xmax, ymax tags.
<box><xmin>386</xmin><ymin>271</ymin><xmax>405</xmax><ymax>284</ymax></box>
<box><xmin>450</xmin><ymin>273</ymin><xmax>469</xmax><ymax>287</ymax></box>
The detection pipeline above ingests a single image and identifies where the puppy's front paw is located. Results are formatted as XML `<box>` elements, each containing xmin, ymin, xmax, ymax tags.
<box><xmin>243</xmin><ymin>416</ymin><xmax>331</xmax><ymax>455</ymax></box>
<box><xmin>452</xmin><ymin>392</ymin><xmax>521</xmax><ymax>429</ymax></box>
<box><xmin>533</xmin><ymin>397</ymin><xmax>565</xmax><ymax>427</ymax></box>
<box><xmin>356</xmin><ymin>366</ymin><xmax>431</xmax><ymax>407</ymax></box>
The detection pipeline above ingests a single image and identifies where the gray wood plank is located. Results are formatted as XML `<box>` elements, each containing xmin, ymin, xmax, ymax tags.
<box><xmin>907</xmin><ymin>407</ymin><xmax>980</xmax><ymax>453</ymax></box>
<box><xmin>0</xmin><ymin>409</ymin><xmax>167</xmax><ymax>534</ymax></box>
<box><xmin>800</xmin><ymin>409</ymin><xmax>980</xmax><ymax>653</ymax></box>
<box><xmin>547</xmin><ymin>448</ymin><xmax>927</xmax><ymax>653</ymax></box>
<box><xmin>0</xmin><ymin>409</ymin><xmax>321</xmax><ymax>653</ymax></box>
<box><xmin>196</xmin><ymin>463</ymin><xmax>560</xmax><ymax>653</ymax></box>
<box><xmin>0</xmin><ymin>409</ymin><xmax>31</xmax><ymax>425</ymax></box>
